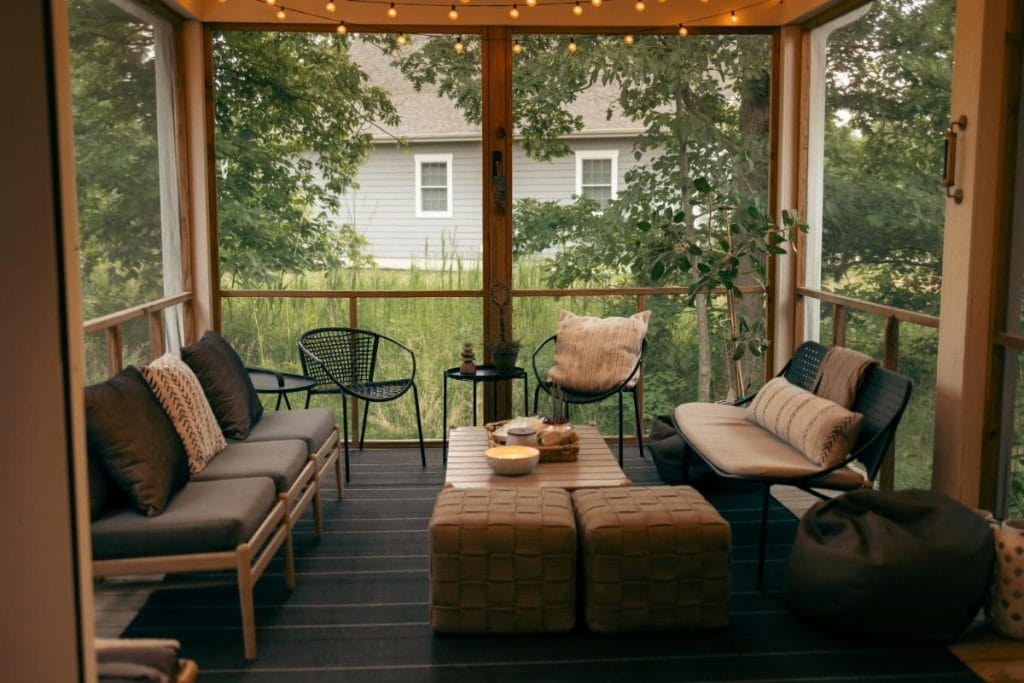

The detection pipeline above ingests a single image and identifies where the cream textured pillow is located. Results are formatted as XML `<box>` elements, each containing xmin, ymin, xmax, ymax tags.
<box><xmin>746</xmin><ymin>376</ymin><xmax>863</xmax><ymax>468</ymax></box>
<box><xmin>141</xmin><ymin>353</ymin><xmax>227</xmax><ymax>474</ymax></box>
<box><xmin>547</xmin><ymin>309</ymin><xmax>651</xmax><ymax>393</ymax></box>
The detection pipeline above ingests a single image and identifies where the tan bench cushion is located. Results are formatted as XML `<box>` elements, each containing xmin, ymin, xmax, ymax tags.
<box><xmin>674</xmin><ymin>402</ymin><xmax>867</xmax><ymax>488</ymax></box>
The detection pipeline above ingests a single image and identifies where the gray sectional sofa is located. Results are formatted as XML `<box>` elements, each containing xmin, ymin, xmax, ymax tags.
<box><xmin>87</xmin><ymin>332</ymin><xmax>342</xmax><ymax>661</ymax></box>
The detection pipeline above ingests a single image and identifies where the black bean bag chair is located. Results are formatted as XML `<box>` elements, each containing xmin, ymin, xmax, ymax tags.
<box><xmin>784</xmin><ymin>488</ymin><xmax>994</xmax><ymax>643</ymax></box>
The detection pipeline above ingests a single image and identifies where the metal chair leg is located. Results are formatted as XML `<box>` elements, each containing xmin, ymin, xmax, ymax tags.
<box><xmin>632</xmin><ymin>389</ymin><xmax>644</xmax><ymax>458</ymax></box>
<box><xmin>358</xmin><ymin>400</ymin><xmax>370</xmax><ymax>450</ymax></box>
<box><xmin>341</xmin><ymin>395</ymin><xmax>351</xmax><ymax>483</ymax></box>
<box><xmin>533</xmin><ymin>384</ymin><xmax>542</xmax><ymax>414</ymax></box>
<box><xmin>618</xmin><ymin>390</ymin><xmax>625</xmax><ymax>468</ymax></box>
<box><xmin>412</xmin><ymin>383</ymin><xmax>426</xmax><ymax>468</ymax></box>
<box><xmin>757</xmin><ymin>484</ymin><xmax>770</xmax><ymax>590</ymax></box>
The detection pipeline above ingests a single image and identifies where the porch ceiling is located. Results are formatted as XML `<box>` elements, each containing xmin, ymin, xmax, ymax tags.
<box><xmin>171</xmin><ymin>0</ymin><xmax>844</xmax><ymax>29</ymax></box>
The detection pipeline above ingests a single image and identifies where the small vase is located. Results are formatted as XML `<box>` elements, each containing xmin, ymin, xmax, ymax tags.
<box><xmin>992</xmin><ymin>519</ymin><xmax>1024</xmax><ymax>640</ymax></box>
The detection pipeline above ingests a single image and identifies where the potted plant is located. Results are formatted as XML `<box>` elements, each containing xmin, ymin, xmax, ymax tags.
<box><xmin>490</xmin><ymin>282</ymin><xmax>521</xmax><ymax>374</ymax></box>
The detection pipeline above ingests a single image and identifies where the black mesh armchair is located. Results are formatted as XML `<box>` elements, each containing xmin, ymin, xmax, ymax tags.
<box><xmin>531</xmin><ymin>334</ymin><xmax>648</xmax><ymax>467</ymax></box>
<box><xmin>299</xmin><ymin>327</ymin><xmax>426</xmax><ymax>482</ymax></box>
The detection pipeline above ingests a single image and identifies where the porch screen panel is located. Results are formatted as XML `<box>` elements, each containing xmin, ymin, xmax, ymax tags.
<box><xmin>68</xmin><ymin>0</ymin><xmax>183</xmax><ymax>379</ymax></box>
<box><xmin>510</xmin><ymin>33</ymin><xmax>773</xmax><ymax>431</ymax></box>
<box><xmin>813</xmin><ymin>0</ymin><xmax>955</xmax><ymax>490</ymax></box>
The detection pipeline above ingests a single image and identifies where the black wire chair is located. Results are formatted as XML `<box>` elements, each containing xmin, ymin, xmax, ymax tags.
<box><xmin>675</xmin><ymin>341</ymin><xmax>913</xmax><ymax>589</ymax></box>
<box><xmin>298</xmin><ymin>327</ymin><xmax>426</xmax><ymax>482</ymax></box>
<box><xmin>531</xmin><ymin>334</ymin><xmax>648</xmax><ymax>467</ymax></box>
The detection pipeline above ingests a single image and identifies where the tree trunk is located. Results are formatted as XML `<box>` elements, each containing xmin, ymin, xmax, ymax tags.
<box><xmin>674</xmin><ymin>83</ymin><xmax>712</xmax><ymax>401</ymax></box>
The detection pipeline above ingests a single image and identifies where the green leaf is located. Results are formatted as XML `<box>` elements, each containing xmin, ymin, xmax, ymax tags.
<box><xmin>650</xmin><ymin>261</ymin><xmax>666</xmax><ymax>281</ymax></box>
<box><xmin>693</xmin><ymin>177</ymin><xmax>712</xmax><ymax>193</ymax></box>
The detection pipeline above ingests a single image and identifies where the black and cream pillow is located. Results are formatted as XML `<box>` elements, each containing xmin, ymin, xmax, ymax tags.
<box><xmin>141</xmin><ymin>354</ymin><xmax>226</xmax><ymax>474</ymax></box>
<box><xmin>746</xmin><ymin>377</ymin><xmax>863</xmax><ymax>468</ymax></box>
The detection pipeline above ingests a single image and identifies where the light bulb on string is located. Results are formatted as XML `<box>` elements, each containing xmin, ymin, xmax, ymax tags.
<box><xmin>634</xmin><ymin>0</ymin><xmax>645</xmax><ymax>11</ymax></box>
<box><xmin>678</xmin><ymin>23</ymin><xmax>687</xmax><ymax>36</ymax></box>
<box><xmin>572</xmin><ymin>1</ymin><xmax>583</xmax><ymax>15</ymax></box>
<box><xmin>325</xmin><ymin>1</ymin><xmax>336</xmax><ymax>11</ymax></box>
<box><xmin>396</xmin><ymin>32</ymin><xmax>408</xmax><ymax>45</ymax></box>
<box><xmin>459</xmin><ymin>0</ymin><xmax>470</xmax><ymax>4</ymax></box>
<box><xmin>730</xmin><ymin>10</ymin><xmax>738</xmax><ymax>22</ymax></box>
<box><xmin>590</xmin><ymin>0</ymin><xmax>602</xmax><ymax>7</ymax></box>
<box><xmin>454</xmin><ymin>36</ymin><xmax>465</xmax><ymax>53</ymax></box>
<box><xmin>265</xmin><ymin>0</ymin><xmax>276</xmax><ymax>5</ymax></box>
<box><xmin>509</xmin><ymin>5</ymin><xmax>519</xmax><ymax>18</ymax></box>
<box><xmin>275</xmin><ymin>7</ymin><xmax>286</xmax><ymax>19</ymax></box>
<box><xmin>336</xmin><ymin>21</ymin><xmax>348</xmax><ymax>34</ymax></box>
<box><xmin>623</xmin><ymin>33</ymin><xmax>634</xmax><ymax>45</ymax></box>
<box><xmin>512</xmin><ymin>39</ymin><xmax>523</xmax><ymax>54</ymax></box>
<box><xmin>387</xmin><ymin>3</ymin><xmax>398</xmax><ymax>18</ymax></box>
<box><xmin>526</xmin><ymin>0</ymin><xmax>537</xmax><ymax>6</ymax></box>
<box><xmin>568</xmin><ymin>37</ymin><xmax>578</xmax><ymax>53</ymax></box>
<box><xmin>448</xmin><ymin>5</ymin><xmax>459</xmax><ymax>20</ymax></box>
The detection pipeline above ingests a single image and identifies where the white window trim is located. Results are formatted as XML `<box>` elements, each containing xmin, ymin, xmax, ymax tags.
<box><xmin>574</xmin><ymin>150</ymin><xmax>619</xmax><ymax>203</ymax></box>
<box><xmin>415</xmin><ymin>153</ymin><xmax>454</xmax><ymax>218</ymax></box>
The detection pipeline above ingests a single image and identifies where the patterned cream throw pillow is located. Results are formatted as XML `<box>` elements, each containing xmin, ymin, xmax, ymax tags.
<box><xmin>746</xmin><ymin>377</ymin><xmax>863</xmax><ymax>468</ymax></box>
<box><xmin>141</xmin><ymin>353</ymin><xmax>226</xmax><ymax>474</ymax></box>
<box><xmin>547</xmin><ymin>309</ymin><xmax>651</xmax><ymax>393</ymax></box>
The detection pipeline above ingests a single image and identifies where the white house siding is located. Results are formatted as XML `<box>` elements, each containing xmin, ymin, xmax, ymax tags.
<box><xmin>336</xmin><ymin>136</ymin><xmax>640</xmax><ymax>267</ymax></box>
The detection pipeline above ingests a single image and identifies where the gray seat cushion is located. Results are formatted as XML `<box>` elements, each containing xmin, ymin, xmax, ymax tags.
<box><xmin>673</xmin><ymin>403</ymin><xmax>866</xmax><ymax>489</ymax></box>
<box><xmin>91</xmin><ymin>477</ymin><xmax>276</xmax><ymax>560</ymax></box>
<box><xmin>236</xmin><ymin>408</ymin><xmax>335</xmax><ymax>455</ymax></box>
<box><xmin>191</xmin><ymin>440</ymin><xmax>307</xmax><ymax>494</ymax></box>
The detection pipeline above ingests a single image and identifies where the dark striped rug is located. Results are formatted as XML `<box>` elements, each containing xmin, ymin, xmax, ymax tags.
<box><xmin>121</xmin><ymin>446</ymin><xmax>979</xmax><ymax>682</ymax></box>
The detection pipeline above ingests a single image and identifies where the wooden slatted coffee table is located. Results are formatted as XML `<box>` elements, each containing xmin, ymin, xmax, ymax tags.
<box><xmin>444</xmin><ymin>424</ymin><xmax>630</xmax><ymax>490</ymax></box>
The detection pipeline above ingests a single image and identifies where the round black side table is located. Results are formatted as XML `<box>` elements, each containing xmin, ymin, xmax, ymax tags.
<box><xmin>247</xmin><ymin>367</ymin><xmax>316</xmax><ymax>410</ymax></box>
<box><xmin>442</xmin><ymin>365</ymin><xmax>529</xmax><ymax>462</ymax></box>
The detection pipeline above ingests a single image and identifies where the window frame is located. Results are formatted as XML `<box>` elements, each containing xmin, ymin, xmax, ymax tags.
<box><xmin>414</xmin><ymin>153</ymin><xmax>454</xmax><ymax>218</ymax></box>
<box><xmin>574</xmin><ymin>150</ymin><xmax>618</xmax><ymax>205</ymax></box>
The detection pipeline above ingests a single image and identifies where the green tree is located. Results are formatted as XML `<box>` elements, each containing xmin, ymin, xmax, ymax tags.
<box><xmin>212</xmin><ymin>31</ymin><xmax>401</xmax><ymax>286</ymax></box>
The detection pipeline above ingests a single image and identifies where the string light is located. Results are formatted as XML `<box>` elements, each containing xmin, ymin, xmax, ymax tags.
<box><xmin>387</xmin><ymin>2</ymin><xmax>398</xmax><ymax>17</ymax></box>
<box><xmin>265</xmin><ymin>0</ymin><xmax>276</xmax><ymax>5</ymax></box>
<box><xmin>572</xmin><ymin>1</ymin><xmax>583</xmax><ymax>15</ymax></box>
<box><xmin>678</xmin><ymin>23</ymin><xmax>688</xmax><ymax>36</ymax></box>
<box><xmin>448</xmin><ymin>5</ymin><xmax>459</xmax><ymax>19</ymax></box>
<box><xmin>275</xmin><ymin>7</ymin><xmax>286</xmax><ymax>19</ymax></box>
<box><xmin>325</xmin><ymin>1</ymin><xmax>336</xmax><ymax>11</ymax></box>
<box><xmin>509</xmin><ymin>4</ymin><xmax>519</xmax><ymax>18</ymax></box>
<box><xmin>512</xmin><ymin>39</ymin><xmax>523</xmax><ymax>54</ymax></box>
<box><xmin>396</xmin><ymin>32</ymin><xmax>408</xmax><ymax>45</ymax></box>
<box><xmin>730</xmin><ymin>9</ymin><xmax>738</xmax><ymax>22</ymax></box>
<box><xmin>459</xmin><ymin>0</ymin><xmax>470</xmax><ymax>4</ymax></box>
<box><xmin>336</xmin><ymin>21</ymin><xmax>348</xmax><ymax>33</ymax></box>
<box><xmin>454</xmin><ymin>36</ymin><xmax>465</xmax><ymax>53</ymax></box>
<box><xmin>567</xmin><ymin>37</ymin><xmax>578</xmax><ymax>53</ymax></box>
<box><xmin>590</xmin><ymin>0</ymin><xmax>602</xmax><ymax>7</ymax></box>
<box><xmin>623</xmin><ymin>34</ymin><xmax>634</xmax><ymax>45</ymax></box>
<box><xmin>634</xmin><ymin>0</ymin><xmax>645</xmax><ymax>11</ymax></box>
<box><xmin>526</xmin><ymin>0</ymin><xmax>537</xmax><ymax>6</ymax></box>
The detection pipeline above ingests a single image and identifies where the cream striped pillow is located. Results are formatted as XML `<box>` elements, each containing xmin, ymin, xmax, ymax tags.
<box><xmin>746</xmin><ymin>377</ymin><xmax>863</xmax><ymax>468</ymax></box>
<box><xmin>547</xmin><ymin>309</ymin><xmax>651</xmax><ymax>393</ymax></box>
<box><xmin>141</xmin><ymin>354</ymin><xmax>226</xmax><ymax>474</ymax></box>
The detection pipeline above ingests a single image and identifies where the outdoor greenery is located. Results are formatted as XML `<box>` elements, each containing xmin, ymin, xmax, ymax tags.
<box><xmin>70</xmin><ymin>0</ymin><xmax>986</xmax><ymax>498</ymax></box>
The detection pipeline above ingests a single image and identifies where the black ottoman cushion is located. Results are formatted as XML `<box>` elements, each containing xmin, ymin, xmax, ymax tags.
<box><xmin>784</xmin><ymin>488</ymin><xmax>994</xmax><ymax>643</ymax></box>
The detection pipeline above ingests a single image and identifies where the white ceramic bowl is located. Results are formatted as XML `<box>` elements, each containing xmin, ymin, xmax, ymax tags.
<box><xmin>484</xmin><ymin>445</ymin><xmax>540</xmax><ymax>476</ymax></box>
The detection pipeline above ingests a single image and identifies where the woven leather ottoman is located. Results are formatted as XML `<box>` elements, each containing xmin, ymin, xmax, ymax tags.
<box><xmin>572</xmin><ymin>486</ymin><xmax>730</xmax><ymax>632</ymax></box>
<box><xmin>429</xmin><ymin>487</ymin><xmax>576</xmax><ymax>633</ymax></box>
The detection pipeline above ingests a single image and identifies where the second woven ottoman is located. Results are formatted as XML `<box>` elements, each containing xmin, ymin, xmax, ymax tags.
<box><xmin>429</xmin><ymin>487</ymin><xmax>576</xmax><ymax>633</ymax></box>
<box><xmin>572</xmin><ymin>486</ymin><xmax>730</xmax><ymax>632</ymax></box>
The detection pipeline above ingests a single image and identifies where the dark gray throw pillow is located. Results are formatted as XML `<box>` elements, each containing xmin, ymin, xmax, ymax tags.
<box><xmin>181</xmin><ymin>330</ymin><xmax>263</xmax><ymax>439</ymax></box>
<box><xmin>85</xmin><ymin>367</ymin><xmax>189</xmax><ymax>517</ymax></box>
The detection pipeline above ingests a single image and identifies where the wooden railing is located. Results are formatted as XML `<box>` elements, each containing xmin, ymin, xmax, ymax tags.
<box><xmin>796</xmin><ymin>287</ymin><xmax>940</xmax><ymax>489</ymax></box>
<box><xmin>83</xmin><ymin>291</ymin><xmax>193</xmax><ymax>377</ymax></box>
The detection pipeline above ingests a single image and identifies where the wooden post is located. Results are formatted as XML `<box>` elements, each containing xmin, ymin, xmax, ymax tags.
<box><xmin>879</xmin><ymin>316</ymin><xmax>900</xmax><ymax>491</ymax></box>
<box><xmin>831</xmin><ymin>303</ymin><xmax>847</xmax><ymax>347</ymax></box>
<box><xmin>105</xmin><ymin>326</ymin><xmax>123</xmax><ymax>377</ymax></box>
<box><xmin>481</xmin><ymin>27</ymin><xmax>514</xmax><ymax>422</ymax></box>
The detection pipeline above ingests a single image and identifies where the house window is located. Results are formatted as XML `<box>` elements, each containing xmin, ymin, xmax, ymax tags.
<box><xmin>415</xmin><ymin>154</ymin><xmax>453</xmax><ymax>218</ymax></box>
<box><xmin>575</xmin><ymin>151</ymin><xmax>618</xmax><ymax>206</ymax></box>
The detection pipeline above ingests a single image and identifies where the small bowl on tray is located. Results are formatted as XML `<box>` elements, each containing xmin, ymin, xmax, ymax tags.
<box><xmin>484</xmin><ymin>445</ymin><xmax>540</xmax><ymax>476</ymax></box>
